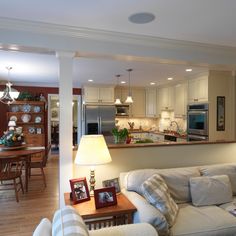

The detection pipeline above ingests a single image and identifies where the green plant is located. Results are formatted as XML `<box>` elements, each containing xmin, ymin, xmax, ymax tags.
<box><xmin>17</xmin><ymin>91</ymin><xmax>33</xmax><ymax>101</ymax></box>
<box><xmin>112</xmin><ymin>127</ymin><xmax>128</xmax><ymax>144</ymax></box>
<box><xmin>135</xmin><ymin>139</ymin><xmax>154</xmax><ymax>144</ymax></box>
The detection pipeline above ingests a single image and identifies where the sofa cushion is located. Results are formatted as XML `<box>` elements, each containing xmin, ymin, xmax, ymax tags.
<box><xmin>52</xmin><ymin>206</ymin><xmax>89</xmax><ymax>236</ymax></box>
<box><xmin>141</xmin><ymin>174</ymin><xmax>178</xmax><ymax>227</ymax></box>
<box><xmin>171</xmin><ymin>203</ymin><xmax>236</xmax><ymax>236</ymax></box>
<box><xmin>157</xmin><ymin>167</ymin><xmax>200</xmax><ymax>203</ymax></box>
<box><xmin>219</xmin><ymin>196</ymin><xmax>236</xmax><ymax>215</ymax></box>
<box><xmin>33</xmin><ymin>218</ymin><xmax>52</xmax><ymax>236</ymax></box>
<box><xmin>200</xmin><ymin>164</ymin><xmax>236</xmax><ymax>194</ymax></box>
<box><xmin>124</xmin><ymin>169</ymin><xmax>159</xmax><ymax>195</ymax></box>
<box><xmin>190</xmin><ymin>175</ymin><xmax>233</xmax><ymax>206</ymax></box>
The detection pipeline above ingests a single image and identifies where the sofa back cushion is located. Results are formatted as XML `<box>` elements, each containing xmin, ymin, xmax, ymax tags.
<box><xmin>156</xmin><ymin>167</ymin><xmax>200</xmax><ymax>203</ymax></box>
<box><xmin>124</xmin><ymin>169</ymin><xmax>159</xmax><ymax>195</ymax></box>
<box><xmin>33</xmin><ymin>218</ymin><xmax>52</xmax><ymax>236</ymax></box>
<box><xmin>141</xmin><ymin>174</ymin><xmax>179</xmax><ymax>227</ymax></box>
<box><xmin>52</xmin><ymin>206</ymin><xmax>89</xmax><ymax>236</ymax></box>
<box><xmin>190</xmin><ymin>175</ymin><xmax>233</xmax><ymax>206</ymax></box>
<box><xmin>200</xmin><ymin>164</ymin><xmax>236</xmax><ymax>195</ymax></box>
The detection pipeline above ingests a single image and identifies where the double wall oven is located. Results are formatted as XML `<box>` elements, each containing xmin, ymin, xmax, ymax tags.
<box><xmin>187</xmin><ymin>103</ymin><xmax>209</xmax><ymax>141</ymax></box>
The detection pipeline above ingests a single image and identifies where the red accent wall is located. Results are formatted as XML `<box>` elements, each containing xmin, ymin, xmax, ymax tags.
<box><xmin>0</xmin><ymin>85</ymin><xmax>81</xmax><ymax>144</ymax></box>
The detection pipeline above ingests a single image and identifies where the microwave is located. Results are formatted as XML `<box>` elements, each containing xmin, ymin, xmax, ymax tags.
<box><xmin>115</xmin><ymin>105</ymin><xmax>129</xmax><ymax>116</ymax></box>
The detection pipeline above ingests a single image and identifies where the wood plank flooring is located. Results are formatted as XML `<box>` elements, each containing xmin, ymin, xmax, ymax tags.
<box><xmin>0</xmin><ymin>154</ymin><xmax>59</xmax><ymax>236</ymax></box>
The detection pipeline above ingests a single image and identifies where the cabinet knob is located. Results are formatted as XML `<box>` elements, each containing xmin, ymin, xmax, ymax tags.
<box><xmin>194</xmin><ymin>98</ymin><xmax>198</xmax><ymax>102</ymax></box>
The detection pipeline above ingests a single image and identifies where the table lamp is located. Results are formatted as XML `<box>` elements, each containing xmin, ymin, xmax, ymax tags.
<box><xmin>75</xmin><ymin>135</ymin><xmax>112</xmax><ymax>195</ymax></box>
<box><xmin>8</xmin><ymin>120</ymin><xmax>16</xmax><ymax>130</ymax></box>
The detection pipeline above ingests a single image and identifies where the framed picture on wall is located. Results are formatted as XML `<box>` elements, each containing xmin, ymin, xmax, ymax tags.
<box><xmin>217</xmin><ymin>96</ymin><xmax>225</xmax><ymax>131</ymax></box>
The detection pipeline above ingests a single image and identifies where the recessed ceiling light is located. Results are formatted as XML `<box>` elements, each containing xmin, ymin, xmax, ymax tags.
<box><xmin>167</xmin><ymin>77</ymin><xmax>173</xmax><ymax>81</ymax></box>
<box><xmin>186</xmin><ymin>68</ymin><xmax>192</xmax><ymax>72</ymax></box>
<box><xmin>121</xmin><ymin>81</ymin><xmax>126</xmax><ymax>84</ymax></box>
<box><xmin>129</xmin><ymin>12</ymin><xmax>155</xmax><ymax>24</ymax></box>
<box><xmin>150</xmin><ymin>82</ymin><xmax>156</xmax><ymax>85</ymax></box>
<box><xmin>88</xmin><ymin>79</ymin><xmax>93</xmax><ymax>82</ymax></box>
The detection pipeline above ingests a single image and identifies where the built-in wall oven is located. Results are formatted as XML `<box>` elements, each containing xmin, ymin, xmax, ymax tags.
<box><xmin>187</xmin><ymin>103</ymin><xmax>209</xmax><ymax>141</ymax></box>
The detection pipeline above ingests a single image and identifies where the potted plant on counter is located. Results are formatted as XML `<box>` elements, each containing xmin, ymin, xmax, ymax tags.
<box><xmin>112</xmin><ymin>127</ymin><xmax>128</xmax><ymax>144</ymax></box>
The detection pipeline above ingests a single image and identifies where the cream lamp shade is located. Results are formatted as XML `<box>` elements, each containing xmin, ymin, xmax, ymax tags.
<box><xmin>75</xmin><ymin>135</ymin><xmax>112</xmax><ymax>166</ymax></box>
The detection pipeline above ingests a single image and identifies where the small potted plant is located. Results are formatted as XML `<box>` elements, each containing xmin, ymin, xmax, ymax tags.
<box><xmin>112</xmin><ymin>127</ymin><xmax>128</xmax><ymax>144</ymax></box>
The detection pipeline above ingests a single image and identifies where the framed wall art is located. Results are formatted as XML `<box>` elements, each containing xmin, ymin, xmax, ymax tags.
<box><xmin>69</xmin><ymin>177</ymin><xmax>90</xmax><ymax>204</ymax></box>
<box><xmin>94</xmin><ymin>186</ymin><xmax>117</xmax><ymax>209</ymax></box>
<box><xmin>216</xmin><ymin>96</ymin><xmax>225</xmax><ymax>131</ymax></box>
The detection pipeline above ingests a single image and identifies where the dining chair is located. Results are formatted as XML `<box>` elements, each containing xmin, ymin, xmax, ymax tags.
<box><xmin>29</xmin><ymin>144</ymin><xmax>51</xmax><ymax>187</ymax></box>
<box><xmin>0</xmin><ymin>156</ymin><xmax>24</xmax><ymax>202</ymax></box>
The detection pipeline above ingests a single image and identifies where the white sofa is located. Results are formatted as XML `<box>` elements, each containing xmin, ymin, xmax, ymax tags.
<box><xmin>33</xmin><ymin>205</ymin><xmax>158</xmax><ymax>236</ymax></box>
<box><xmin>120</xmin><ymin>163</ymin><xmax>236</xmax><ymax>236</ymax></box>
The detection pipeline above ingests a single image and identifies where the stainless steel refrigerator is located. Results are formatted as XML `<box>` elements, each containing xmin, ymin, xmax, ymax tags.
<box><xmin>83</xmin><ymin>105</ymin><xmax>116</xmax><ymax>139</ymax></box>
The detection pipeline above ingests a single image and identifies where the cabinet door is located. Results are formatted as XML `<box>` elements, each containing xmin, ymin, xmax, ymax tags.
<box><xmin>146</xmin><ymin>88</ymin><xmax>157</xmax><ymax>117</ymax></box>
<box><xmin>130</xmin><ymin>89</ymin><xmax>146</xmax><ymax>117</ymax></box>
<box><xmin>188</xmin><ymin>79</ymin><xmax>197</xmax><ymax>103</ymax></box>
<box><xmin>99</xmin><ymin>87</ymin><xmax>114</xmax><ymax>103</ymax></box>
<box><xmin>158</xmin><ymin>86</ymin><xmax>174</xmax><ymax>110</ymax></box>
<box><xmin>84</xmin><ymin>87</ymin><xmax>100</xmax><ymax>103</ymax></box>
<box><xmin>174</xmin><ymin>83</ymin><xmax>187</xmax><ymax>117</ymax></box>
<box><xmin>198</xmin><ymin>77</ymin><xmax>208</xmax><ymax>102</ymax></box>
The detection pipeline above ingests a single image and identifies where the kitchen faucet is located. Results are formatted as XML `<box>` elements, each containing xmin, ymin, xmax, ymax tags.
<box><xmin>169</xmin><ymin>121</ymin><xmax>180</xmax><ymax>134</ymax></box>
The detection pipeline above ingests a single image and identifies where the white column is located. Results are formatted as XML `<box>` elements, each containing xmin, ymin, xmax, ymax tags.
<box><xmin>56</xmin><ymin>51</ymin><xmax>75</xmax><ymax>207</ymax></box>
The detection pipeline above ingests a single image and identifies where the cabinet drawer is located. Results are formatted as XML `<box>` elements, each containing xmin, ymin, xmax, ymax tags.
<box><xmin>24</xmin><ymin>134</ymin><xmax>45</xmax><ymax>146</ymax></box>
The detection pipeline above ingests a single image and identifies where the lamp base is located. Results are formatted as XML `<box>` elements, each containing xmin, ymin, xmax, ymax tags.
<box><xmin>89</xmin><ymin>168</ymin><xmax>95</xmax><ymax>196</ymax></box>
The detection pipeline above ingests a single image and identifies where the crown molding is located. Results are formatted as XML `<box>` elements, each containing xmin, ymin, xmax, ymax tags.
<box><xmin>1</xmin><ymin>17</ymin><xmax>236</xmax><ymax>54</ymax></box>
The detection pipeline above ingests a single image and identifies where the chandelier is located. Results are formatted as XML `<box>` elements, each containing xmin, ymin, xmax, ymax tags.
<box><xmin>0</xmin><ymin>67</ymin><xmax>20</xmax><ymax>105</ymax></box>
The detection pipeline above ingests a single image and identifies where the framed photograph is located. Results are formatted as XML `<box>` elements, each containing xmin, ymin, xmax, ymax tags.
<box><xmin>94</xmin><ymin>187</ymin><xmax>117</xmax><ymax>209</ymax></box>
<box><xmin>36</xmin><ymin>128</ymin><xmax>42</xmax><ymax>134</ymax></box>
<box><xmin>217</xmin><ymin>96</ymin><xmax>225</xmax><ymax>131</ymax></box>
<box><xmin>70</xmin><ymin>177</ymin><xmax>90</xmax><ymax>204</ymax></box>
<box><xmin>102</xmin><ymin>177</ymin><xmax>121</xmax><ymax>194</ymax></box>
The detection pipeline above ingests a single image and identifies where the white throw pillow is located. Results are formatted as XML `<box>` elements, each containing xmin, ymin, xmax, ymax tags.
<box><xmin>52</xmin><ymin>206</ymin><xmax>89</xmax><ymax>236</ymax></box>
<box><xmin>190</xmin><ymin>175</ymin><xmax>233</xmax><ymax>206</ymax></box>
<box><xmin>33</xmin><ymin>218</ymin><xmax>52</xmax><ymax>236</ymax></box>
<box><xmin>141</xmin><ymin>173</ymin><xmax>179</xmax><ymax>227</ymax></box>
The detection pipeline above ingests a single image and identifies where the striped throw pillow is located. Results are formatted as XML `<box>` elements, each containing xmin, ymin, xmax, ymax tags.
<box><xmin>141</xmin><ymin>174</ymin><xmax>179</xmax><ymax>227</ymax></box>
<box><xmin>52</xmin><ymin>206</ymin><xmax>89</xmax><ymax>236</ymax></box>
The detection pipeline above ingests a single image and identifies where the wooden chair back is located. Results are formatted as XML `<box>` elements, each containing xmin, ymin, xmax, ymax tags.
<box><xmin>42</xmin><ymin>144</ymin><xmax>51</xmax><ymax>167</ymax></box>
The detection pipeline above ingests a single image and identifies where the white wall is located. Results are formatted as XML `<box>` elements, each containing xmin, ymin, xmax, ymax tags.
<box><xmin>73</xmin><ymin>143</ymin><xmax>236</xmax><ymax>189</ymax></box>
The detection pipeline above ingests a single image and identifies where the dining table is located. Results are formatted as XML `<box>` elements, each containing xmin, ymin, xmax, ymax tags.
<box><xmin>0</xmin><ymin>145</ymin><xmax>45</xmax><ymax>192</ymax></box>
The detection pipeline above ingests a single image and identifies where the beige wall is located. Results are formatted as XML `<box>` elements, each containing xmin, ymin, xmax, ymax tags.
<box><xmin>73</xmin><ymin>143</ymin><xmax>236</xmax><ymax>189</ymax></box>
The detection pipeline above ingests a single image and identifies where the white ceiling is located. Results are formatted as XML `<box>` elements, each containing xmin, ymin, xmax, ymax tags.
<box><xmin>0</xmin><ymin>0</ymin><xmax>235</xmax><ymax>87</ymax></box>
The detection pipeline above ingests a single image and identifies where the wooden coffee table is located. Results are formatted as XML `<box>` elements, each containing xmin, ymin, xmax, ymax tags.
<box><xmin>64</xmin><ymin>192</ymin><xmax>137</xmax><ymax>230</ymax></box>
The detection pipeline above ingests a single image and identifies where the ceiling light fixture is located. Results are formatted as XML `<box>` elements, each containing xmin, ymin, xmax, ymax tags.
<box><xmin>88</xmin><ymin>79</ymin><xmax>93</xmax><ymax>82</ymax></box>
<box><xmin>0</xmin><ymin>67</ymin><xmax>20</xmax><ymax>105</ymax></box>
<box><xmin>114</xmin><ymin>74</ymin><xmax>122</xmax><ymax>105</ymax></box>
<box><xmin>129</xmin><ymin>12</ymin><xmax>155</xmax><ymax>24</ymax></box>
<box><xmin>125</xmin><ymin>69</ymin><xmax>134</xmax><ymax>104</ymax></box>
<box><xmin>121</xmin><ymin>81</ymin><xmax>126</xmax><ymax>84</ymax></box>
<box><xmin>150</xmin><ymin>82</ymin><xmax>156</xmax><ymax>85</ymax></box>
<box><xmin>185</xmin><ymin>68</ymin><xmax>192</xmax><ymax>72</ymax></box>
<box><xmin>167</xmin><ymin>77</ymin><xmax>173</xmax><ymax>81</ymax></box>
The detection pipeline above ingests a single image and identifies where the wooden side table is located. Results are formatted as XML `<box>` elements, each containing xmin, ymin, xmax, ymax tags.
<box><xmin>64</xmin><ymin>192</ymin><xmax>137</xmax><ymax>230</ymax></box>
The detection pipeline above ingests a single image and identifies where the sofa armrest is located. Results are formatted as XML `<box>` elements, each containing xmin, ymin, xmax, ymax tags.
<box><xmin>89</xmin><ymin>223</ymin><xmax>158</xmax><ymax>236</ymax></box>
<box><xmin>122</xmin><ymin>189</ymin><xmax>169</xmax><ymax>236</ymax></box>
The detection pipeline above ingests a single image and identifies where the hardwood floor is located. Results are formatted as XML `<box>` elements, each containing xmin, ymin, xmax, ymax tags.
<box><xmin>0</xmin><ymin>154</ymin><xmax>59</xmax><ymax>236</ymax></box>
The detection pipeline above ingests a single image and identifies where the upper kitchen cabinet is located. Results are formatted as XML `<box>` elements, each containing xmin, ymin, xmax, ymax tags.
<box><xmin>157</xmin><ymin>86</ymin><xmax>174</xmax><ymax>113</ymax></box>
<box><xmin>188</xmin><ymin>75</ymin><xmax>208</xmax><ymax>103</ymax></box>
<box><xmin>174</xmin><ymin>82</ymin><xmax>187</xmax><ymax>117</ymax></box>
<box><xmin>130</xmin><ymin>88</ymin><xmax>146</xmax><ymax>117</ymax></box>
<box><xmin>83</xmin><ymin>86</ymin><xmax>114</xmax><ymax>104</ymax></box>
<box><xmin>145</xmin><ymin>88</ymin><xmax>157</xmax><ymax>118</ymax></box>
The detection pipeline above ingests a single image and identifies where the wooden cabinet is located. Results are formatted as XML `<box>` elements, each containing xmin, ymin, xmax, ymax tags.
<box><xmin>7</xmin><ymin>101</ymin><xmax>46</xmax><ymax>147</ymax></box>
<box><xmin>130</xmin><ymin>88</ymin><xmax>146</xmax><ymax>117</ymax></box>
<box><xmin>174</xmin><ymin>82</ymin><xmax>187</xmax><ymax>117</ymax></box>
<box><xmin>83</xmin><ymin>86</ymin><xmax>114</xmax><ymax>103</ymax></box>
<box><xmin>157</xmin><ymin>86</ymin><xmax>174</xmax><ymax>113</ymax></box>
<box><xmin>145</xmin><ymin>88</ymin><xmax>157</xmax><ymax>117</ymax></box>
<box><xmin>188</xmin><ymin>75</ymin><xmax>208</xmax><ymax>103</ymax></box>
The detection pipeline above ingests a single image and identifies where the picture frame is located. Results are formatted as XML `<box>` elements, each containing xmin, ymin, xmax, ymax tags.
<box><xmin>102</xmin><ymin>177</ymin><xmax>121</xmax><ymax>194</ymax></box>
<box><xmin>70</xmin><ymin>177</ymin><xmax>90</xmax><ymax>204</ymax></box>
<box><xmin>36</xmin><ymin>128</ymin><xmax>42</xmax><ymax>134</ymax></box>
<box><xmin>217</xmin><ymin>96</ymin><xmax>225</xmax><ymax>131</ymax></box>
<box><xmin>94</xmin><ymin>186</ymin><xmax>117</xmax><ymax>209</ymax></box>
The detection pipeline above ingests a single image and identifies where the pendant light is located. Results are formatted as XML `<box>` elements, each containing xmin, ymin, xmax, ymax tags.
<box><xmin>0</xmin><ymin>67</ymin><xmax>20</xmax><ymax>105</ymax></box>
<box><xmin>125</xmin><ymin>69</ymin><xmax>133</xmax><ymax>104</ymax></box>
<box><xmin>114</xmin><ymin>74</ymin><xmax>122</xmax><ymax>105</ymax></box>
